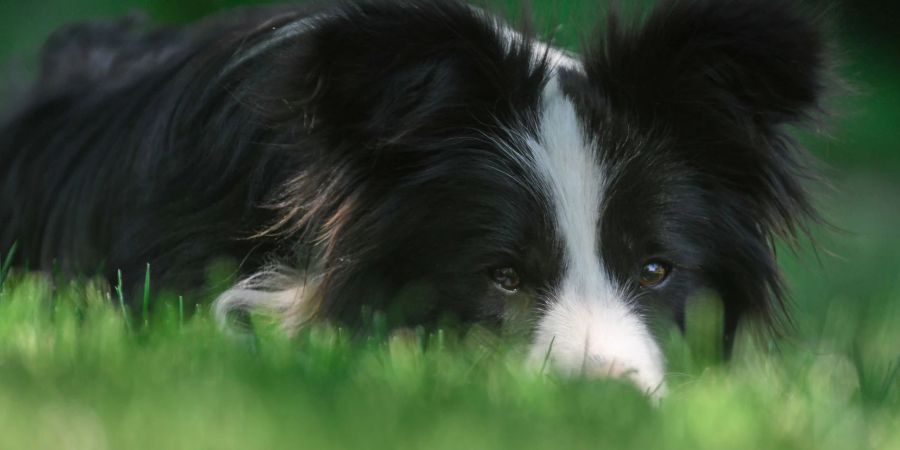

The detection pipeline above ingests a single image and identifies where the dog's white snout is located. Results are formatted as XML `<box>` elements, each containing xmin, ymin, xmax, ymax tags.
<box><xmin>529</xmin><ymin>295</ymin><xmax>668</xmax><ymax>398</ymax></box>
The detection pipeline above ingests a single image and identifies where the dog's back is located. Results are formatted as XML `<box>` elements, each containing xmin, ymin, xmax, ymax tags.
<box><xmin>0</xmin><ymin>6</ymin><xmax>313</xmax><ymax>289</ymax></box>
<box><xmin>2</xmin><ymin>15</ymin><xmax>179</xmax><ymax>264</ymax></box>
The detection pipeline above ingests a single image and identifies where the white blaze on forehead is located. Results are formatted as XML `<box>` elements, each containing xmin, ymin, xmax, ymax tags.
<box><xmin>525</xmin><ymin>78</ymin><xmax>666</xmax><ymax>396</ymax></box>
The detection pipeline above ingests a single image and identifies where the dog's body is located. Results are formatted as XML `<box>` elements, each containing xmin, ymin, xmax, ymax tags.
<box><xmin>1</xmin><ymin>0</ymin><xmax>829</xmax><ymax>394</ymax></box>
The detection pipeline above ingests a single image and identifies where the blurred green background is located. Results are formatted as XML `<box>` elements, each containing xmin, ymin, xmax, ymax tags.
<box><xmin>0</xmin><ymin>1</ymin><xmax>898</xmax><ymax>449</ymax></box>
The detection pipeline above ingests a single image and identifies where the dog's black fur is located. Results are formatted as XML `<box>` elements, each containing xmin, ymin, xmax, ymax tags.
<box><xmin>1</xmin><ymin>0</ymin><xmax>831</xmax><ymax>361</ymax></box>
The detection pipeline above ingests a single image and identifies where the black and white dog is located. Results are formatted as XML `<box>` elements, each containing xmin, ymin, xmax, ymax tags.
<box><xmin>0</xmin><ymin>0</ymin><xmax>830</xmax><ymax>394</ymax></box>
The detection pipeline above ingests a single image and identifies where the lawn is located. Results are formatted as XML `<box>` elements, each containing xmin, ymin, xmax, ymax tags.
<box><xmin>1</xmin><ymin>1</ymin><xmax>898</xmax><ymax>449</ymax></box>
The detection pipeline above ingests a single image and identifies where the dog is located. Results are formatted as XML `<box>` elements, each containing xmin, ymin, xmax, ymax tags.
<box><xmin>0</xmin><ymin>0</ymin><xmax>831</xmax><ymax>395</ymax></box>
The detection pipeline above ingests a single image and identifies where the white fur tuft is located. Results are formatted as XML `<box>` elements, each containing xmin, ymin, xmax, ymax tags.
<box><xmin>213</xmin><ymin>267</ymin><xmax>319</xmax><ymax>334</ymax></box>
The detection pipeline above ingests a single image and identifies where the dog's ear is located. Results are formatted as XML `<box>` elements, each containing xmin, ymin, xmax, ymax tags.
<box><xmin>587</xmin><ymin>0</ymin><xmax>832</xmax><ymax>229</ymax></box>
<box><xmin>238</xmin><ymin>2</ymin><xmax>548</xmax><ymax>275</ymax></box>
<box><xmin>587</xmin><ymin>0</ymin><xmax>829</xmax><ymax>132</ymax></box>
<box><xmin>251</xmin><ymin>1</ymin><xmax>543</xmax><ymax>146</ymax></box>
<box><xmin>586</xmin><ymin>0</ymin><xmax>833</xmax><ymax>331</ymax></box>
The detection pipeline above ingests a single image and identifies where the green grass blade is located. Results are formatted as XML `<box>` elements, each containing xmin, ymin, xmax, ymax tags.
<box><xmin>540</xmin><ymin>335</ymin><xmax>556</xmax><ymax>376</ymax></box>
<box><xmin>143</xmin><ymin>263</ymin><xmax>151</xmax><ymax>327</ymax></box>
<box><xmin>0</xmin><ymin>241</ymin><xmax>18</xmax><ymax>295</ymax></box>
<box><xmin>116</xmin><ymin>269</ymin><xmax>132</xmax><ymax>332</ymax></box>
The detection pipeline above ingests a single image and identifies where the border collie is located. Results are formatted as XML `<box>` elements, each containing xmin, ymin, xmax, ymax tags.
<box><xmin>0</xmin><ymin>0</ymin><xmax>830</xmax><ymax>395</ymax></box>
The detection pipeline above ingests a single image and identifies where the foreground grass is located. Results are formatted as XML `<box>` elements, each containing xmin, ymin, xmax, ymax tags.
<box><xmin>0</xmin><ymin>276</ymin><xmax>900</xmax><ymax>449</ymax></box>
<box><xmin>0</xmin><ymin>276</ymin><xmax>896</xmax><ymax>450</ymax></box>
<box><xmin>0</xmin><ymin>174</ymin><xmax>897</xmax><ymax>450</ymax></box>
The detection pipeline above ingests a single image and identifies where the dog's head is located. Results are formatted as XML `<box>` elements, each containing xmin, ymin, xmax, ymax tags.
<box><xmin>225</xmin><ymin>0</ymin><xmax>830</xmax><ymax>394</ymax></box>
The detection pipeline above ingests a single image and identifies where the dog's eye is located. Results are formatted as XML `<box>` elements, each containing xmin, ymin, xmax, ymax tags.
<box><xmin>639</xmin><ymin>261</ymin><xmax>670</xmax><ymax>288</ymax></box>
<box><xmin>490</xmin><ymin>267</ymin><xmax>521</xmax><ymax>293</ymax></box>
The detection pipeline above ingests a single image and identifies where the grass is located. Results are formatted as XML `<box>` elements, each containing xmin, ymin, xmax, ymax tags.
<box><xmin>0</xmin><ymin>175</ymin><xmax>897</xmax><ymax>450</ymax></box>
